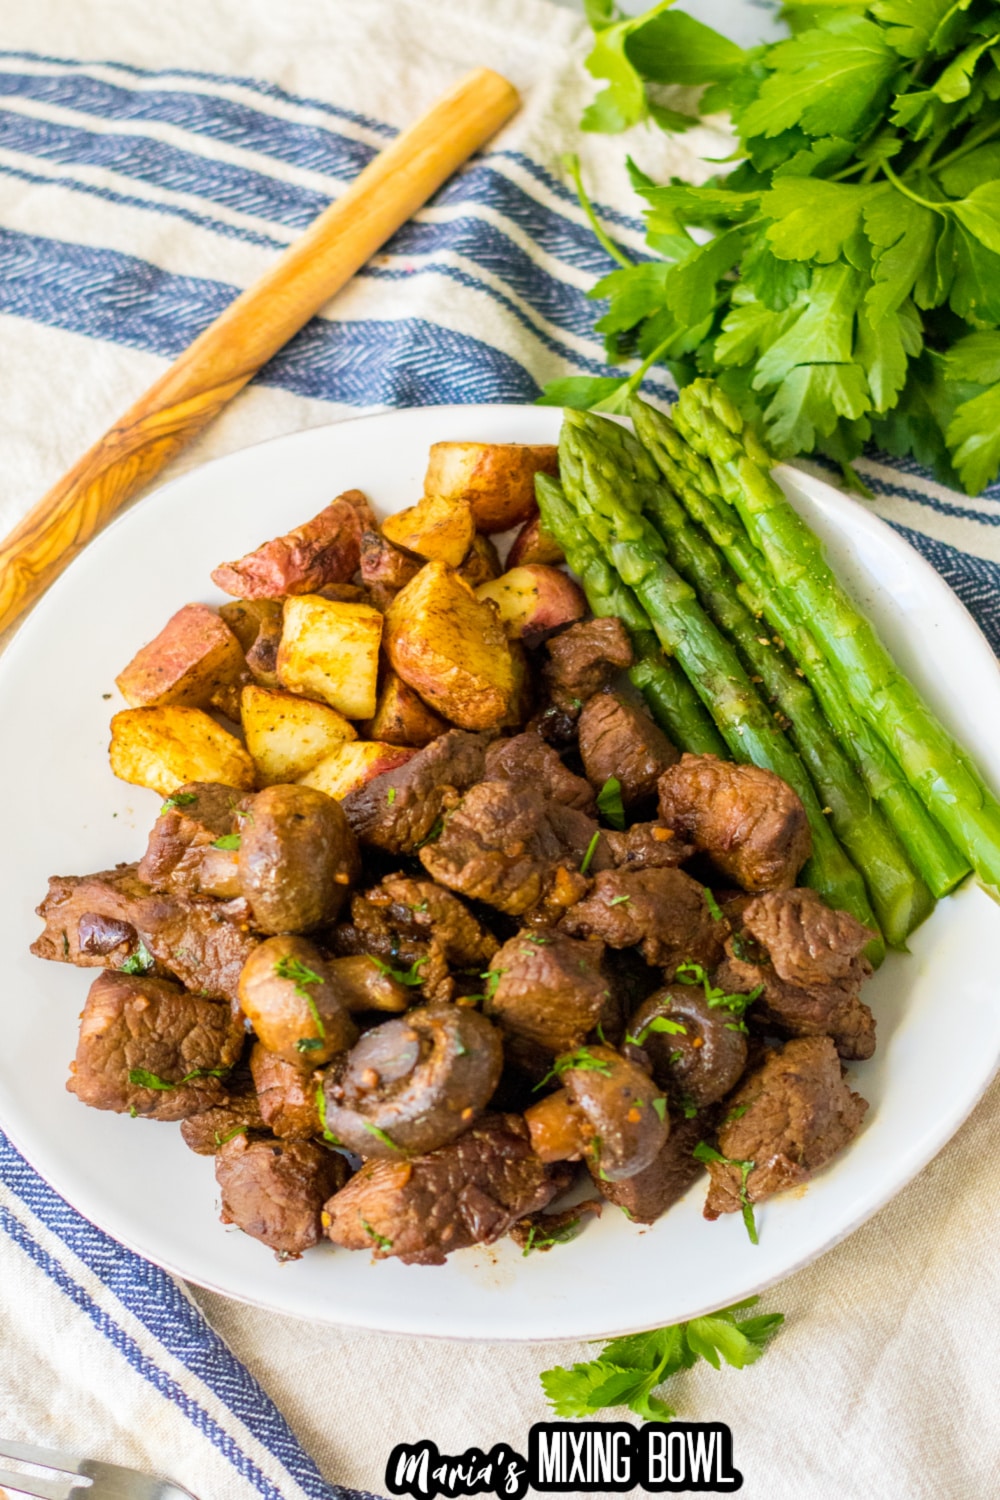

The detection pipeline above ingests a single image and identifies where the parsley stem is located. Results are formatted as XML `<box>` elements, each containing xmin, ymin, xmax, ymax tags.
<box><xmin>562</xmin><ymin>152</ymin><xmax>633</xmax><ymax>270</ymax></box>
<box><xmin>881</xmin><ymin>160</ymin><xmax>947</xmax><ymax>213</ymax></box>
<box><xmin>931</xmin><ymin>116</ymin><xmax>1000</xmax><ymax>175</ymax></box>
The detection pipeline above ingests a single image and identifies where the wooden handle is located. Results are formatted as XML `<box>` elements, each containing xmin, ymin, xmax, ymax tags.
<box><xmin>0</xmin><ymin>66</ymin><xmax>520</xmax><ymax>634</ymax></box>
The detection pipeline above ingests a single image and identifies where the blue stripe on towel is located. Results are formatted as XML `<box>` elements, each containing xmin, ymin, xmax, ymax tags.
<box><xmin>885</xmin><ymin>521</ymin><xmax>1000</xmax><ymax>656</ymax></box>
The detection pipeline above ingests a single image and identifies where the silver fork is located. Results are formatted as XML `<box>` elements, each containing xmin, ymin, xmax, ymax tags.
<box><xmin>0</xmin><ymin>1440</ymin><xmax>198</xmax><ymax>1500</ymax></box>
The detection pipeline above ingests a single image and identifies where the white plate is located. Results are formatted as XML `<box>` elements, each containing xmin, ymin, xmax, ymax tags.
<box><xmin>1</xmin><ymin>404</ymin><xmax>999</xmax><ymax>1342</ymax></box>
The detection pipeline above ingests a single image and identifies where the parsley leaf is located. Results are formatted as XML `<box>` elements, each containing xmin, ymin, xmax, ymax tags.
<box><xmin>359</xmin><ymin>1215</ymin><xmax>393</xmax><ymax>1253</ymax></box>
<box><xmin>314</xmin><ymin>1085</ymin><xmax>341</xmax><ymax>1146</ymax></box>
<box><xmin>118</xmin><ymin>939</ymin><xmax>155</xmax><ymax>976</ymax></box>
<box><xmin>161</xmin><ymin>791</ymin><xmax>197</xmax><ymax>811</ymax></box>
<box><xmin>626</xmin><ymin>1014</ymin><xmax>687</xmax><ymax>1047</ymax></box>
<box><xmin>596</xmin><ymin>775</ymin><xmax>626</xmax><ymax>830</ymax></box>
<box><xmin>128</xmin><ymin>1065</ymin><xmax>230</xmax><ymax>1091</ymax></box>
<box><xmin>362</xmin><ymin>1120</ymin><xmax>402</xmax><ymax>1152</ymax></box>
<box><xmin>211</xmin><ymin>833</ymin><xmax>241</xmax><ymax>851</ymax></box>
<box><xmin>580</xmin><ymin>831</ymin><xmax>602</xmax><ymax>876</ymax></box>
<box><xmin>274</xmin><ymin>955</ymin><xmax>326</xmax><ymax>1040</ymax></box>
<box><xmin>535</xmin><ymin>1045</ymin><xmax>614</xmax><ymax>1092</ymax></box>
<box><xmin>540</xmin><ymin>1298</ymin><xmax>783</xmax><ymax>1419</ymax></box>
<box><xmin>694</xmin><ymin>1141</ymin><xmax>759</xmax><ymax>1245</ymax></box>
<box><xmin>369</xmin><ymin>955</ymin><xmax>427</xmax><ymax>987</ymax></box>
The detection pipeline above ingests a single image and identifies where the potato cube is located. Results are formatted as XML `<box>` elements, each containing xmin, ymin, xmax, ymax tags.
<box><xmin>211</xmin><ymin>490</ymin><xmax>374</xmax><ymax>598</ymax></box>
<box><xmin>457</xmin><ymin>532</ymin><xmax>502</xmax><ymax>589</ymax></box>
<box><xmin>381</xmin><ymin>492</ymin><xmax>475</xmax><ymax>567</ymax></box>
<box><xmin>423</xmin><ymin>443</ymin><xmax>559</xmax><ymax>533</ymax></box>
<box><xmin>241</xmin><ymin>683</ymin><xmax>356</xmax><ymax>785</ymax></box>
<box><xmin>384</xmin><ymin>560</ymin><xmax>519</xmax><ymax>731</ymax></box>
<box><xmin>475</xmin><ymin>565</ymin><xmax>586</xmax><ymax>646</ymax></box>
<box><xmin>109</xmin><ymin>707</ymin><xmax>256</xmax><ymax>797</ymax></box>
<box><xmin>277</xmin><ymin>595</ymin><xmax>382</xmax><ymax>719</ymax></box>
<box><xmin>299</xmin><ymin>740</ymin><xmax>417</xmax><ymax>800</ymax></box>
<box><xmin>362</xmin><ymin>670</ymin><xmax>448</xmax><ymax>748</ymax></box>
<box><xmin>506</xmin><ymin>513</ymin><xmax>565</xmax><ymax>568</ymax></box>
<box><xmin>116</xmin><ymin>603</ymin><xmax>245</xmax><ymax>710</ymax></box>
<box><xmin>220</xmin><ymin>599</ymin><xmax>283</xmax><ymax>688</ymax></box>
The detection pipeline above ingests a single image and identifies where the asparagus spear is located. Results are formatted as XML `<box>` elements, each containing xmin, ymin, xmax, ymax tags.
<box><xmin>560</xmin><ymin>413</ymin><xmax>882</xmax><ymax>945</ymax></box>
<box><xmin>674</xmin><ymin>379</ymin><xmax>999</xmax><ymax>894</ymax></box>
<box><xmin>630</xmin><ymin>395</ymin><xmax>970</xmax><ymax>901</ymax></box>
<box><xmin>534</xmin><ymin>474</ymin><xmax>726</xmax><ymax>757</ymax></box>
<box><xmin>570</xmin><ymin>410</ymin><xmax>929</xmax><ymax>945</ymax></box>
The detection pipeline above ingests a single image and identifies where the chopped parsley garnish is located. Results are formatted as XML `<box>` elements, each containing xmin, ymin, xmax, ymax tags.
<box><xmin>524</xmin><ymin>932</ymin><xmax>551</xmax><ymax>946</ymax></box>
<box><xmin>296</xmin><ymin>1037</ymin><xmax>324</xmax><ymax>1054</ymax></box>
<box><xmin>128</xmin><ymin>1065</ymin><xmax>230</xmax><ymax>1091</ymax></box>
<box><xmin>359</xmin><ymin>1215</ymin><xmax>393</xmax><ymax>1252</ymax></box>
<box><xmin>369</xmin><ymin>955</ymin><xmax>427</xmax><ymax>987</ymax></box>
<box><xmin>675</xmin><ymin>960</ymin><xmax>762</xmax><ymax>1028</ymax></box>
<box><xmin>409</xmin><ymin>900</ymin><xmax>429</xmax><ymax>913</ymax></box>
<box><xmin>580</xmin><ymin>831</ymin><xmax>601</xmax><ymax>877</ymax></box>
<box><xmin>416</xmin><ymin>815</ymin><xmax>444</xmax><ymax>848</ymax></box>
<box><xmin>724</xmin><ymin>1104</ymin><xmax>749</xmax><ymax>1124</ymax></box>
<box><xmin>118</xmin><ymin>939</ymin><xmax>155</xmax><ymax>976</ymax></box>
<box><xmin>703</xmin><ymin>888</ymin><xmax>724</xmax><ymax>923</ymax></box>
<box><xmin>128</xmin><ymin>1105</ymin><xmax>139</xmax><ymax>1119</ymax></box>
<box><xmin>386</xmin><ymin>787</ymin><xmax>397</xmax><ymax>805</ymax></box>
<box><xmin>595</xmin><ymin>776</ymin><xmax>626</xmax><ymax>831</ymax></box>
<box><xmin>362</xmin><ymin>1120</ymin><xmax>401</xmax><ymax>1152</ymax></box>
<box><xmin>211</xmin><ymin>832</ymin><xmax>242</xmax><ymax>851</ymax></box>
<box><xmin>454</xmin><ymin>1036</ymin><xmax>469</xmax><ymax>1058</ymax></box>
<box><xmin>314</xmin><ymin>1085</ymin><xmax>341</xmax><ymax>1145</ymax></box>
<box><xmin>651</xmin><ymin>1096</ymin><xmax>667</xmax><ymax>1122</ymax></box>
<box><xmin>521</xmin><ymin>1217</ymin><xmax>586</xmax><ymax>1256</ymax></box>
<box><xmin>535</xmin><ymin>1045</ymin><xmax>613</xmax><ymax>1092</ymax></box>
<box><xmin>538</xmin><ymin>1297</ymin><xmax>783</xmax><ymax>1419</ymax></box>
<box><xmin>694</xmin><ymin>1142</ymin><xmax>759</xmax><ymax>1246</ymax></box>
<box><xmin>608</xmin><ymin>893</ymin><xmax>631</xmax><ymax>907</ymax></box>
<box><xmin>214</xmin><ymin>1125</ymin><xmax>248</xmax><ymax>1147</ymax></box>
<box><xmin>274</xmin><ymin>955</ymin><xmax>327</xmax><ymax>1040</ymax></box>
<box><xmin>626</xmin><ymin>1015</ymin><xmax>687</xmax><ymax>1048</ymax></box>
<box><xmin>161</xmin><ymin>791</ymin><xmax>197</xmax><ymax>811</ymax></box>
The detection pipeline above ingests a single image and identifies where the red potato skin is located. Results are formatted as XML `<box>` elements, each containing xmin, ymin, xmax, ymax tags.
<box><xmin>115</xmin><ymin>603</ymin><xmax>245</xmax><ymax>709</ymax></box>
<box><xmin>477</xmin><ymin>565</ymin><xmax>586</xmax><ymax>648</ymax></box>
<box><xmin>211</xmin><ymin>491</ymin><xmax>375</xmax><ymax>599</ymax></box>
<box><xmin>506</xmin><ymin>512</ymin><xmax>565</xmax><ymax>569</ymax></box>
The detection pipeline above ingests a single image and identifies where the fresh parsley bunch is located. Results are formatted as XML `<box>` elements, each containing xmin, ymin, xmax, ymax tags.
<box><xmin>540</xmin><ymin>1297</ymin><xmax>784</xmax><ymax>1420</ymax></box>
<box><xmin>543</xmin><ymin>0</ymin><xmax>1000</xmax><ymax>493</ymax></box>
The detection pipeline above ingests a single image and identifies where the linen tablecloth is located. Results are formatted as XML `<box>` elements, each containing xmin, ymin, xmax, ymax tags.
<box><xmin>0</xmin><ymin>2</ymin><xmax>998</xmax><ymax>1498</ymax></box>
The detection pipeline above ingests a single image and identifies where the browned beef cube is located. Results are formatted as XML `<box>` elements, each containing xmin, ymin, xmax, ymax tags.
<box><xmin>596</xmin><ymin>1110</ymin><xmax>707</xmax><ymax>1224</ymax></box>
<box><xmin>342</xmin><ymin>730</ymin><xmax>490</xmax><ymax>854</ymax></box>
<box><xmin>180</xmin><ymin>1080</ymin><xmax>266</xmax><ymax>1155</ymax></box>
<box><xmin>578</xmin><ymin>691</ymin><xmax>678</xmax><ymax>809</ymax></box>
<box><xmin>67</xmin><ymin>971</ymin><xmax>245</xmax><ymax>1121</ymax></box>
<box><xmin>484</xmin><ymin>733</ymin><xmax>596</xmax><ymax>813</ymax></box>
<box><xmin>658</xmin><ymin>754</ymin><xmax>811</xmax><ymax>891</ymax></box>
<box><xmin>322</xmin><ymin>1114</ymin><xmax>564</xmax><ymax>1265</ymax></box>
<box><xmin>703</xmin><ymin>1037</ymin><xmax>868</xmax><ymax>1221</ymax></box>
<box><xmin>542</xmin><ymin>617</ymin><xmax>633</xmax><ymax>714</ymax></box>
<box><xmin>250</xmin><ymin>1043</ymin><xmax>322</xmax><ymax>1139</ymax></box>
<box><xmin>484</xmin><ymin>928</ymin><xmax>609</xmax><ymax>1059</ymax></box>
<box><xmin>216</xmin><ymin>1135</ymin><xmax>348</xmax><ymax>1257</ymax></box>
<box><xmin>560</xmin><ymin>867</ymin><xmax>724</xmax><ymax>972</ymax></box>
<box><xmin>138</xmin><ymin>781</ymin><xmax>243</xmax><ymax>898</ymax></box>
<box><xmin>354</xmin><ymin>877</ymin><xmax>498</xmax><ymax>972</ymax></box>
<box><xmin>419</xmin><ymin>781</ymin><xmax>612</xmax><ymax>919</ymax></box>
<box><xmin>603</xmin><ymin>822</ymin><xmax>694</xmax><ymax>871</ymax></box>
<box><xmin>718</xmin><ymin>888</ymin><xmax>876</xmax><ymax>1060</ymax></box>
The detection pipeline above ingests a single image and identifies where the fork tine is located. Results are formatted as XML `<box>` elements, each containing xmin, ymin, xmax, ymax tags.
<box><xmin>0</xmin><ymin>1444</ymin><xmax>85</xmax><ymax>1476</ymax></box>
<box><xmin>0</xmin><ymin>1463</ymin><xmax>77</xmax><ymax>1500</ymax></box>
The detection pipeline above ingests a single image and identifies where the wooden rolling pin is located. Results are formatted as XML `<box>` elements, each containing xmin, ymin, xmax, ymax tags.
<box><xmin>0</xmin><ymin>66</ymin><xmax>520</xmax><ymax>634</ymax></box>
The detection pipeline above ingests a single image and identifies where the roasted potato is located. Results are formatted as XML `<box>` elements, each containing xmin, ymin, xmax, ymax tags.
<box><xmin>506</xmin><ymin>512</ymin><xmax>565</xmax><ymax>568</ymax></box>
<box><xmin>457</xmin><ymin>532</ymin><xmax>502</xmax><ymax>589</ymax></box>
<box><xmin>109</xmin><ymin>706</ymin><xmax>256</xmax><ymax>797</ymax></box>
<box><xmin>211</xmin><ymin>490</ymin><xmax>374</xmax><ymax>598</ymax></box>
<box><xmin>299</xmin><ymin>739</ymin><xmax>417</xmax><ymax>799</ymax></box>
<box><xmin>277</xmin><ymin>595</ymin><xmax>383</xmax><ymax>720</ymax></box>
<box><xmin>384</xmin><ymin>561</ymin><xmax>520</xmax><ymax>731</ymax></box>
<box><xmin>237</xmin><ymin>935</ymin><xmax>357</xmax><ymax>1066</ymax></box>
<box><xmin>238</xmin><ymin>784</ymin><xmax>360</xmax><ymax>933</ymax></box>
<box><xmin>241</xmin><ymin>683</ymin><xmax>356</xmax><ymax>786</ymax></box>
<box><xmin>381</xmin><ymin>492</ymin><xmax>475</xmax><ymax>567</ymax></box>
<box><xmin>361</xmin><ymin>670</ymin><xmax>448</xmax><ymax>748</ymax></box>
<box><xmin>219</xmin><ymin>598</ymin><xmax>282</xmax><ymax>655</ymax></box>
<box><xmin>475</xmin><ymin>565</ymin><xmax>586</xmax><ymax>647</ymax></box>
<box><xmin>423</xmin><ymin>442</ymin><xmax>559</xmax><ymax>533</ymax></box>
<box><xmin>358</xmin><ymin>530</ymin><xmax>421</xmax><ymax>611</ymax></box>
<box><xmin>116</xmin><ymin>603</ymin><xmax>245</xmax><ymax>710</ymax></box>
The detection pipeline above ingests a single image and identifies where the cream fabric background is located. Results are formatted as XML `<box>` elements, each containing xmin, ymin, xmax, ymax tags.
<box><xmin>0</xmin><ymin>1</ymin><xmax>997</xmax><ymax>1497</ymax></box>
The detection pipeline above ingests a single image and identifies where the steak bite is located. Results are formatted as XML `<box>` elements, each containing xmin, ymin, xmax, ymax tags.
<box><xmin>322</xmin><ymin>1114</ymin><xmax>564</xmax><ymax>1265</ymax></box>
<box><xmin>718</xmin><ymin>888</ymin><xmax>876</xmax><ymax>1061</ymax></box>
<box><xmin>138</xmin><ymin>781</ymin><xmax>244</xmax><ymax>899</ymax></box>
<box><xmin>355</xmin><ymin>877</ymin><xmax>499</xmax><ymax>975</ymax></box>
<box><xmin>596</xmin><ymin>1109</ymin><xmax>707</xmax><ymax>1224</ymax></box>
<box><xmin>560</xmin><ymin>867</ymin><xmax>724</xmax><ymax>973</ymax></box>
<box><xmin>542</xmin><ymin>616</ymin><xmax>633</xmax><ymax>714</ymax></box>
<box><xmin>702</xmin><ymin>1036</ymin><xmax>868</xmax><ymax>1222</ymax></box>
<box><xmin>321</xmin><ymin>1006</ymin><xmax>504</xmax><ymax>1157</ymax></box>
<box><xmin>32</xmin><ymin>864</ymin><xmax>259</xmax><ymax>1004</ymax></box>
<box><xmin>342</xmin><ymin>730</ymin><xmax>491</xmax><ymax>854</ymax></box>
<box><xmin>604</xmin><ymin>821</ymin><xmax>694</xmax><ymax>871</ymax></box>
<box><xmin>627</xmin><ymin>983</ymin><xmax>748</xmax><ymax>1113</ymax></box>
<box><xmin>210</xmin><ymin>490</ymin><xmax>375</xmax><ymax>599</ymax></box>
<box><xmin>419</xmin><ymin>781</ymin><xmax>612</xmax><ymax>919</ymax></box>
<box><xmin>484</xmin><ymin>733</ymin><xmax>596</xmax><ymax>814</ymax></box>
<box><xmin>484</xmin><ymin>928</ymin><xmax>610</xmax><ymax>1059</ymax></box>
<box><xmin>67</xmin><ymin>970</ymin><xmax>245</xmax><ymax>1121</ymax></box>
<box><xmin>578</xmin><ymin>692</ymin><xmax>679</xmax><ymax>809</ymax></box>
<box><xmin>180</xmin><ymin>1078</ymin><xmax>266</xmax><ymax>1155</ymax></box>
<box><xmin>216</xmin><ymin>1135</ymin><xmax>348</xmax><ymax>1258</ymax></box>
<box><xmin>658</xmin><ymin>754</ymin><xmax>812</xmax><ymax>891</ymax></box>
<box><xmin>250</xmin><ymin>1043</ymin><xmax>323</xmax><ymax>1139</ymax></box>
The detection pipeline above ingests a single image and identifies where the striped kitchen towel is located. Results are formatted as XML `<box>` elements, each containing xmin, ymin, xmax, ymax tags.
<box><xmin>0</xmin><ymin>2</ymin><xmax>997</xmax><ymax>1499</ymax></box>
